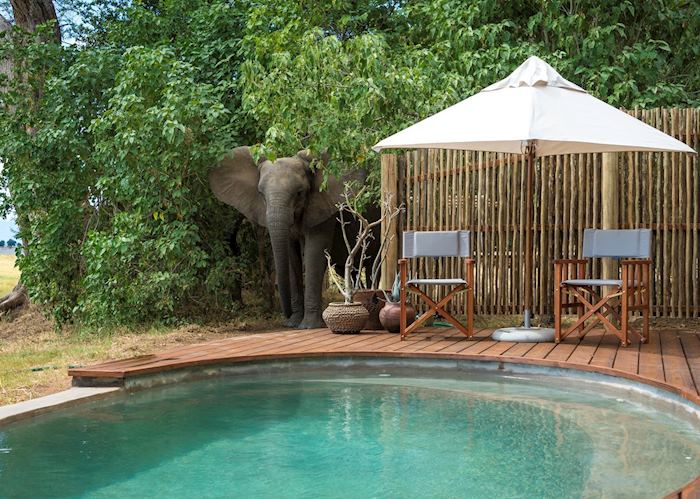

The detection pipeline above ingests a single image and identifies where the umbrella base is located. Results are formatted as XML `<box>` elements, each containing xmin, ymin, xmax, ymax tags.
<box><xmin>491</xmin><ymin>327</ymin><xmax>555</xmax><ymax>343</ymax></box>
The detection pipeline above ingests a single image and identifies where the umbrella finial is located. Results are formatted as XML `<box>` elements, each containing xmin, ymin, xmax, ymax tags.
<box><xmin>481</xmin><ymin>56</ymin><xmax>585</xmax><ymax>93</ymax></box>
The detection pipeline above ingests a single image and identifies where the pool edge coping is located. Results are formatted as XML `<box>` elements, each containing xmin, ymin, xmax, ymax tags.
<box><xmin>70</xmin><ymin>350</ymin><xmax>700</xmax><ymax>407</ymax></box>
<box><xmin>0</xmin><ymin>386</ymin><xmax>121</xmax><ymax>426</ymax></box>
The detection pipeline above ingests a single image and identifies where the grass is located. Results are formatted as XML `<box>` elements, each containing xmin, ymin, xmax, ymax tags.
<box><xmin>0</xmin><ymin>305</ymin><xmax>282</xmax><ymax>406</ymax></box>
<box><xmin>0</xmin><ymin>253</ymin><xmax>20</xmax><ymax>296</ymax></box>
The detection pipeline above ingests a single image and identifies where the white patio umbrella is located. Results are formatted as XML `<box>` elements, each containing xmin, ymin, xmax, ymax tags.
<box><xmin>373</xmin><ymin>55</ymin><xmax>695</xmax><ymax>341</ymax></box>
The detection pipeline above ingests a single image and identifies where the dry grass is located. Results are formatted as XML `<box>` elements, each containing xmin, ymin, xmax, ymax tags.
<box><xmin>0</xmin><ymin>306</ymin><xmax>283</xmax><ymax>406</ymax></box>
<box><xmin>0</xmin><ymin>253</ymin><xmax>20</xmax><ymax>296</ymax></box>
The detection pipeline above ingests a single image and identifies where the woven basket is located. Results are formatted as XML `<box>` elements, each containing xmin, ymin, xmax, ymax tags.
<box><xmin>322</xmin><ymin>302</ymin><xmax>369</xmax><ymax>334</ymax></box>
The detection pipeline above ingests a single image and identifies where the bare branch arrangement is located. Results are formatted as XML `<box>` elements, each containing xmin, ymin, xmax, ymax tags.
<box><xmin>325</xmin><ymin>186</ymin><xmax>404</xmax><ymax>304</ymax></box>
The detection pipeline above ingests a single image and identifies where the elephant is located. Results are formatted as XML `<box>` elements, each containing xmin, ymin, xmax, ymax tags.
<box><xmin>210</xmin><ymin>146</ymin><xmax>366</xmax><ymax>329</ymax></box>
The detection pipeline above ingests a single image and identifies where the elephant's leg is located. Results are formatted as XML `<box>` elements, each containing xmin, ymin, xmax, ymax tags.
<box><xmin>285</xmin><ymin>239</ymin><xmax>305</xmax><ymax>327</ymax></box>
<box><xmin>298</xmin><ymin>217</ymin><xmax>335</xmax><ymax>329</ymax></box>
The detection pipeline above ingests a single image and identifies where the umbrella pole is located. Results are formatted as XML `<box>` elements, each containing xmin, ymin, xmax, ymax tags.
<box><xmin>523</xmin><ymin>146</ymin><xmax>535</xmax><ymax>328</ymax></box>
<box><xmin>491</xmin><ymin>143</ymin><xmax>553</xmax><ymax>342</ymax></box>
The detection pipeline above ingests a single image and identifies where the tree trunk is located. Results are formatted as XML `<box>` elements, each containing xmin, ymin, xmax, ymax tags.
<box><xmin>0</xmin><ymin>16</ymin><xmax>13</xmax><ymax>88</ymax></box>
<box><xmin>0</xmin><ymin>0</ymin><xmax>59</xmax><ymax>313</ymax></box>
<box><xmin>9</xmin><ymin>0</ymin><xmax>60</xmax><ymax>42</ymax></box>
<box><xmin>0</xmin><ymin>283</ymin><xmax>28</xmax><ymax>312</ymax></box>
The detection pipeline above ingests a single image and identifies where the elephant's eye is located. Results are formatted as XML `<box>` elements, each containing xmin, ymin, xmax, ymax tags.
<box><xmin>296</xmin><ymin>189</ymin><xmax>304</xmax><ymax>197</ymax></box>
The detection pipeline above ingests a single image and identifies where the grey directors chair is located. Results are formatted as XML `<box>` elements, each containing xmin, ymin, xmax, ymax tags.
<box><xmin>554</xmin><ymin>229</ymin><xmax>652</xmax><ymax>346</ymax></box>
<box><xmin>399</xmin><ymin>231</ymin><xmax>474</xmax><ymax>340</ymax></box>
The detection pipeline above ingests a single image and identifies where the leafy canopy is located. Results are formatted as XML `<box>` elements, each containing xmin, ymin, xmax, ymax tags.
<box><xmin>0</xmin><ymin>0</ymin><xmax>698</xmax><ymax>327</ymax></box>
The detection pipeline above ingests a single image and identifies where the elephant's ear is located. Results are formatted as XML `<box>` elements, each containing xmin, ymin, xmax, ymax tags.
<box><xmin>304</xmin><ymin>167</ymin><xmax>366</xmax><ymax>229</ymax></box>
<box><xmin>209</xmin><ymin>146</ymin><xmax>267</xmax><ymax>227</ymax></box>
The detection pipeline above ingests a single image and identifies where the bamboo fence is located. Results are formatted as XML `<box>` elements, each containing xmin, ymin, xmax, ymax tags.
<box><xmin>380</xmin><ymin>108</ymin><xmax>700</xmax><ymax>318</ymax></box>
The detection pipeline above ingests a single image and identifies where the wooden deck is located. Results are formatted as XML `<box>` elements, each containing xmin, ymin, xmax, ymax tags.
<box><xmin>69</xmin><ymin>326</ymin><xmax>700</xmax><ymax>406</ymax></box>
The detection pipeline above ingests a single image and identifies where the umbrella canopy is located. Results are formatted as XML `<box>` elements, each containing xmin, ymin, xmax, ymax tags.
<box><xmin>373</xmin><ymin>56</ymin><xmax>695</xmax><ymax>155</ymax></box>
<box><xmin>373</xmin><ymin>55</ymin><xmax>695</xmax><ymax>335</ymax></box>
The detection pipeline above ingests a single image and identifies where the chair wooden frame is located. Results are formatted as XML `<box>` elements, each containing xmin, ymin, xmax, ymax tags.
<box><xmin>554</xmin><ymin>258</ymin><xmax>651</xmax><ymax>346</ymax></box>
<box><xmin>399</xmin><ymin>257</ymin><xmax>474</xmax><ymax>340</ymax></box>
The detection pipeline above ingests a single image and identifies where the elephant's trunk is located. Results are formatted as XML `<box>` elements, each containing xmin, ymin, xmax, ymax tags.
<box><xmin>267</xmin><ymin>203</ymin><xmax>293</xmax><ymax>318</ymax></box>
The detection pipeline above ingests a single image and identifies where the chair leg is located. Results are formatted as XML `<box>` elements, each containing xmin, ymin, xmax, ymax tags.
<box><xmin>399</xmin><ymin>259</ymin><xmax>407</xmax><ymax>340</ymax></box>
<box><xmin>466</xmin><ymin>259</ymin><xmax>474</xmax><ymax>338</ymax></box>
<box><xmin>467</xmin><ymin>286</ymin><xmax>474</xmax><ymax>338</ymax></box>
<box><xmin>554</xmin><ymin>286</ymin><xmax>562</xmax><ymax>343</ymax></box>
<box><xmin>620</xmin><ymin>289</ymin><xmax>629</xmax><ymax>346</ymax></box>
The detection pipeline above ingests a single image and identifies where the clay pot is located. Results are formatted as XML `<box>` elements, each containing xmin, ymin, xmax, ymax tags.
<box><xmin>322</xmin><ymin>302</ymin><xmax>370</xmax><ymax>334</ymax></box>
<box><xmin>379</xmin><ymin>301</ymin><xmax>415</xmax><ymax>334</ymax></box>
<box><xmin>353</xmin><ymin>290</ymin><xmax>386</xmax><ymax>330</ymax></box>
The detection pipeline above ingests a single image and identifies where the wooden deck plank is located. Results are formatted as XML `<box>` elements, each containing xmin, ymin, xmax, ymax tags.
<box><xmin>458</xmin><ymin>338</ymin><xmax>499</xmax><ymax>354</ymax></box>
<box><xmin>343</xmin><ymin>333</ymin><xmax>407</xmax><ymax>352</ymax></box>
<box><xmin>501</xmin><ymin>342</ymin><xmax>536</xmax><ymax>358</ymax></box>
<box><xmin>523</xmin><ymin>342</ymin><xmax>557</xmax><ymax>360</ymax></box>
<box><xmin>431</xmin><ymin>328</ymin><xmax>488</xmax><ymax>352</ymax></box>
<box><xmin>659</xmin><ymin>330</ymin><xmax>697</xmax><ymax>395</ymax></box>
<box><xmin>232</xmin><ymin>329</ymin><xmax>352</xmax><ymax>356</ymax></box>
<box><xmin>368</xmin><ymin>335</ymin><xmax>430</xmax><ymax>353</ymax></box>
<box><xmin>544</xmin><ymin>340</ymin><xmax>579</xmax><ymax>362</ymax></box>
<box><xmin>338</xmin><ymin>332</ymin><xmax>404</xmax><ymax>351</ymax></box>
<box><xmin>638</xmin><ymin>329</ymin><xmax>665</xmax><ymax>382</ymax></box>
<box><xmin>415</xmin><ymin>336</ymin><xmax>469</xmax><ymax>353</ymax></box>
<box><xmin>678</xmin><ymin>332</ymin><xmax>700</xmax><ymax>396</ymax></box>
<box><xmin>589</xmin><ymin>331</ymin><xmax>620</xmax><ymax>369</ymax></box>
<box><xmin>567</xmin><ymin>328</ymin><xmax>606</xmax><ymax>365</ymax></box>
<box><xmin>301</xmin><ymin>331</ymin><xmax>389</xmax><ymax>353</ymax></box>
<box><xmin>480</xmin><ymin>341</ymin><xmax>517</xmax><ymax>356</ymax></box>
<box><xmin>612</xmin><ymin>339</ymin><xmax>640</xmax><ymax>376</ymax></box>
<box><xmin>437</xmin><ymin>337</ymin><xmax>484</xmax><ymax>353</ymax></box>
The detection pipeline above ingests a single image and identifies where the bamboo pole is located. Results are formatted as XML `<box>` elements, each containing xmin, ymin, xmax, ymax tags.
<box><xmin>601</xmin><ymin>152</ymin><xmax>620</xmax><ymax>286</ymax></box>
<box><xmin>380</xmin><ymin>154</ymin><xmax>398</xmax><ymax>290</ymax></box>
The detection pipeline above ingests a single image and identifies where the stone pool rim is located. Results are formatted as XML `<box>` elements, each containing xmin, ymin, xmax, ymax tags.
<box><xmin>3</xmin><ymin>354</ymin><xmax>699</xmax><ymax>424</ymax></box>
<box><xmin>70</xmin><ymin>350</ymin><xmax>700</xmax><ymax>407</ymax></box>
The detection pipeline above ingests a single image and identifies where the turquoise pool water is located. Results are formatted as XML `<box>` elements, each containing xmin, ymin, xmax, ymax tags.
<box><xmin>1</xmin><ymin>365</ymin><xmax>699</xmax><ymax>498</ymax></box>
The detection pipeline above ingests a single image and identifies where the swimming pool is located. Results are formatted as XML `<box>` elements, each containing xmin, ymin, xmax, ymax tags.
<box><xmin>1</xmin><ymin>362</ymin><xmax>699</xmax><ymax>497</ymax></box>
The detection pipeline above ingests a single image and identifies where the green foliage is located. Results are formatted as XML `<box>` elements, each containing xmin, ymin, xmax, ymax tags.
<box><xmin>0</xmin><ymin>0</ymin><xmax>698</xmax><ymax>328</ymax></box>
<box><xmin>78</xmin><ymin>46</ymin><xmax>235</xmax><ymax>324</ymax></box>
<box><xmin>398</xmin><ymin>0</ymin><xmax>700</xmax><ymax>107</ymax></box>
<box><xmin>0</xmin><ymin>3</ymin><xmax>251</xmax><ymax>327</ymax></box>
<box><xmin>240</xmin><ymin>0</ymin><xmax>700</xmax><ymax>186</ymax></box>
